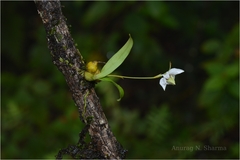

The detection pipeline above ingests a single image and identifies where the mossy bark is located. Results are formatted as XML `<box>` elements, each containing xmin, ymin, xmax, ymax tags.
<box><xmin>34</xmin><ymin>1</ymin><xmax>126</xmax><ymax>159</ymax></box>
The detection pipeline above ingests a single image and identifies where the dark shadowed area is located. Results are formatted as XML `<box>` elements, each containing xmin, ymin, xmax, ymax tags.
<box><xmin>1</xmin><ymin>1</ymin><xmax>239</xmax><ymax>159</ymax></box>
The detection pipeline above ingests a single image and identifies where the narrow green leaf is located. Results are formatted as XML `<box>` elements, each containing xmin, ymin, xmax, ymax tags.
<box><xmin>100</xmin><ymin>77</ymin><xmax>124</xmax><ymax>101</ymax></box>
<box><xmin>94</xmin><ymin>35</ymin><xmax>133</xmax><ymax>79</ymax></box>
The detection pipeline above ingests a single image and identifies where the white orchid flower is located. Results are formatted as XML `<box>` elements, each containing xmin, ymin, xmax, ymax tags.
<box><xmin>159</xmin><ymin>68</ymin><xmax>184</xmax><ymax>91</ymax></box>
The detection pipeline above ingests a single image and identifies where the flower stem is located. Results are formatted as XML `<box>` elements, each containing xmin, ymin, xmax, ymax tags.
<box><xmin>107</xmin><ymin>74</ymin><xmax>162</xmax><ymax>80</ymax></box>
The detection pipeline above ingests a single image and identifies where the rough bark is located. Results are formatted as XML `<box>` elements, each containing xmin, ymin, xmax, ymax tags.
<box><xmin>34</xmin><ymin>1</ymin><xmax>126</xmax><ymax>159</ymax></box>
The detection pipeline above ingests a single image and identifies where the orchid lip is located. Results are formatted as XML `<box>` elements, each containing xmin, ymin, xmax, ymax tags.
<box><xmin>159</xmin><ymin>67</ymin><xmax>184</xmax><ymax>90</ymax></box>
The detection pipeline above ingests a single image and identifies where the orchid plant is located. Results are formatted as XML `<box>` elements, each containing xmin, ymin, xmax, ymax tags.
<box><xmin>84</xmin><ymin>35</ymin><xmax>184</xmax><ymax>101</ymax></box>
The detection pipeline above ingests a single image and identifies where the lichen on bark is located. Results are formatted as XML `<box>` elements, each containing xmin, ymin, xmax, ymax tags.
<box><xmin>34</xmin><ymin>0</ymin><xmax>126</xmax><ymax>159</ymax></box>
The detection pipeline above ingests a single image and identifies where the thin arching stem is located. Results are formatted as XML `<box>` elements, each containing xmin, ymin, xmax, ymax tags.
<box><xmin>107</xmin><ymin>74</ymin><xmax>162</xmax><ymax>80</ymax></box>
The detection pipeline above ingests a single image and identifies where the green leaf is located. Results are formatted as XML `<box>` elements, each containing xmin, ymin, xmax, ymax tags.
<box><xmin>99</xmin><ymin>77</ymin><xmax>124</xmax><ymax>101</ymax></box>
<box><xmin>94</xmin><ymin>35</ymin><xmax>133</xmax><ymax>80</ymax></box>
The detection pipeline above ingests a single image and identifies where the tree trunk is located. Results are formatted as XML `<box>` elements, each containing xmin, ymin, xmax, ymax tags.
<box><xmin>34</xmin><ymin>1</ymin><xmax>126</xmax><ymax>159</ymax></box>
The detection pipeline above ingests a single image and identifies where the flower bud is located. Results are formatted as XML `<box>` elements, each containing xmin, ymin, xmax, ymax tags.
<box><xmin>86</xmin><ymin>61</ymin><xmax>99</xmax><ymax>74</ymax></box>
<box><xmin>84</xmin><ymin>71</ymin><xmax>94</xmax><ymax>81</ymax></box>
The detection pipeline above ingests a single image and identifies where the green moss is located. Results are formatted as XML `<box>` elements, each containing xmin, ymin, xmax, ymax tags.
<box><xmin>59</xmin><ymin>57</ymin><xmax>64</xmax><ymax>63</ymax></box>
<box><xmin>55</xmin><ymin>32</ymin><xmax>63</xmax><ymax>42</ymax></box>
<box><xmin>49</xmin><ymin>27</ymin><xmax>56</xmax><ymax>35</ymax></box>
<box><xmin>63</xmin><ymin>45</ymin><xmax>67</xmax><ymax>51</ymax></box>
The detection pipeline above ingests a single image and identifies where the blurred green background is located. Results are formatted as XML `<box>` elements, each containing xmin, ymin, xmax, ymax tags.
<box><xmin>1</xmin><ymin>1</ymin><xmax>239</xmax><ymax>159</ymax></box>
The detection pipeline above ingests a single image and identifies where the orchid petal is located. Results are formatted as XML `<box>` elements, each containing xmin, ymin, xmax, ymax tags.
<box><xmin>159</xmin><ymin>78</ymin><xmax>167</xmax><ymax>91</ymax></box>
<box><xmin>163</xmin><ymin>72</ymin><xmax>170</xmax><ymax>79</ymax></box>
<box><xmin>168</xmin><ymin>68</ymin><xmax>184</xmax><ymax>75</ymax></box>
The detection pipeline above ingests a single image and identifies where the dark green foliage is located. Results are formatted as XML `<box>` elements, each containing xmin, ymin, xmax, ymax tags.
<box><xmin>1</xmin><ymin>1</ymin><xmax>239</xmax><ymax>159</ymax></box>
